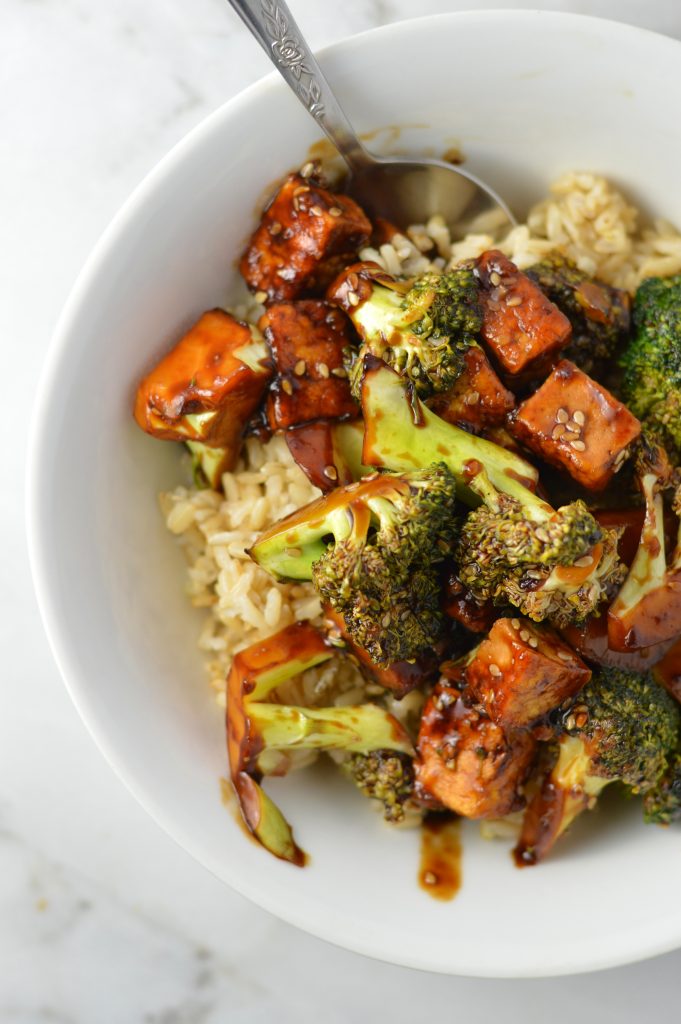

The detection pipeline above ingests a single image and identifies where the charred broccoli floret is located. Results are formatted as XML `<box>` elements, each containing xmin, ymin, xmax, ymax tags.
<box><xmin>249</xmin><ymin>466</ymin><xmax>459</xmax><ymax>665</ymax></box>
<box><xmin>608</xmin><ymin>437</ymin><xmax>681</xmax><ymax>651</ymax></box>
<box><xmin>515</xmin><ymin>666</ymin><xmax>680</xmax><ymax>863</ymax></box>
<box><xmin>328</xmin><ymin>261</ymin><xmax>482</xmax><ymax>398</ymax></box>
<box><xmin>360</xmin><ymin>358</ymin><xmax>624</xmax><ymax>627</ymax></box>
<box><xmin>643</xmin><ymin>750</ymin><xmax>681</xmax><ymax>825</ymax></box>
<box><xmin>226</xmin><ymin>622</ymin><xmax>414</xmax><ymax>863</ymax></box>
<box><xmin>620</xmin><ymin>274</ymin><xmax>681</xmax><ymax>459</ymax></box>
<box><xmin>343</xmin><ymin>750</ymin><xmax>415</xmax><ymax>823</ymax></box>
<box><xmin>526</xmin><ymin>254</ymin><xmax>630</xmax><ymax>375</ymax></box>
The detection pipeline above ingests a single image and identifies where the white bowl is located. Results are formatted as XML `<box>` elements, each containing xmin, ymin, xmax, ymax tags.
<box><xmin>28</xmin><ymin>11</ymin><xmax>681</xmax><ymax>977</ymax></box>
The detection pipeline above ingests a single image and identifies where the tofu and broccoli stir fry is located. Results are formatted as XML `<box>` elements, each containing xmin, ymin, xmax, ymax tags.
<box><xmin>134</xmin><ymin>163</ymin><xmax>681</xmax><ymax>869</ymax></box>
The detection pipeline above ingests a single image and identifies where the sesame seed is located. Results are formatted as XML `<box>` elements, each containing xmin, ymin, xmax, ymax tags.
<box><xmin>528</xmin><ymin>637</ymin><xmax>538</xmax><ymax>648</ymax></box>
<box><xmin>300</xmin><ymin>161</ymin><xmax>315</xmax><ymax>178</ymax></box>
<box><xmin>574</xmin><ymin>554</ymin><xmax>593</xmax><ymax>568</ymax></box>
<box><xmin>324</xmin><ymin>465</ymin><xmax>338</xmax><ymax>480</ymax></box>
<box><xmin>575</xmin><ymin>712</ymin><xmax>589</xmax><ymax>728</ymax></box>
<box><xmin>506</xmin><ymin>294</ymin><xmax>522</xmax><ymax>307</ymax></box>
<box><xmin>489</xmin><ymin>271</ymin><xmax>501</xmax><ymax>286</ymax></box>
<box><xmin>565</xmin><ymin>714</ymin><xmax>576</xmax><ymax>731</ymax></box>
<box><xmin>269</xmin><ymin>221</ymin><xmax>282</xmax><ymax>235</ymax></box>
<box><xmin>254</xmin><ymin>290</ymin><xmax>268</xmax><ymax>303</ymax></box>
<box><xmin>571</xmin><ymin>439</ymin><xmax>587</xmax><ymax>451</ymax></box>
<box><xmin>562</xmin><ymin>431</ymin><xmax>580</xmax><ymax>442</ymax></box>
<box><xmin>331</xmin><ymin>366</ymin><xmax>347</xmax><ymax>378</ymax></box>
<box><xmin>347</xmin><ymin>272</ymin><xmax>359</xmax><ymax>290</ymax></box>
<box><xmin>318</xmin><ymin>362</ymin><xmax>330</xmax><ymax>378</ymax></box>
<box><xmin>294</xmin><ymin>359</ymin><xmax>306</xmax><ymax>376</ymax></box>
<box><xmin>526</xmin><ymin>569</ymin><xmax>544</xmax><ymax>579</ymax></box>
<box><xmin>293</xmin><ymin>185</ymin><xmax>311</xmax><ymax>197</ymax></box>
<box><xmin>556</xmin><ymin>408</ymin><xmax>568</xmax><ymax>424</ymax></box>
<box><xmin>557</xmin><ymin>650</ymin><xmax>572</xmax><ymax>662</ymax></box>
<box><xmin>382</xmin><ymin>613</ymin><xmax>391</xmax><ymax>628</ymax></box>
<box><xmin>281</xmin><ymin>379</ymin><xmax>293</xmax><ymax>395</ymax></box>
<box><xmin>535</xmin><ymin>528</ymin><xmax>550</xmax><ymax>543</ymax></box>
<box><xmin>520</xmin><ymin>629</ymin><xmax>530</xmax><ymax>642</ymax></box>
<box><xmin>292</xmin><ymin>197</ymin><xmax>300</xmax><ymax>212</ymax></box>
<box><xmin>329</xmin><ymin>206</ymin><xmax>342</xmax><ymax>217</ymax></box>
<box><xmin>347</xmin><ymin>290</ymin><xmax>360</xmax><ymax>306</ymax></box>
<box><xmin>423</xmin><ymin>871</ymin><xmax>438</xmax><ymax>886</ymax></box>
<box><xmin>552</xmin><ymin>424</ymin><xmax>566</xmax><ymax>440</ymax></box>
<box><xmin>464</xmin><ymin>390</ymin><xmax>480</xmax><ymax>405</ymax></box>
<box><xmin>567</xmin><ymin>421</ymin><xmax>581</xmax><ymax>433</ymax></box>
<box><xmin>276</xmin><ymin>268</ymin><xmax>289</xmax><ymax>277</ymax></box>
<box><xmin>310</xmin><ymin>205</ymin><xmax>323</xmax><ymax>216</ymax></box>
<box><xmin>488</xmin><ymin>663</ymin><xmax>502</xmax><ymax>677</ymax></box>
<box><xmin>573</xmin><ymin>410</ymin><xmax>586</xmax><ymax>425</ymax></box>
<box><xmin>511</xmin><ymin>619</ymin><xmax>521</xmax><ymax>629</ymax></box>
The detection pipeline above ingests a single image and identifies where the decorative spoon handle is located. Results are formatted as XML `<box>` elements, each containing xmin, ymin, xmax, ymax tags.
<box><xmin>227</xmin><ymin>0</ymin><xmax>371</xmax><ymax>171</ymax></box>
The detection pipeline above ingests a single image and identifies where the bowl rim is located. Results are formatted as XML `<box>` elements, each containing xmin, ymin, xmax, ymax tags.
<box><xmin>26</xmin><ymin>9</ymin><xmax>681</xmax><ymax>978</ymax></box>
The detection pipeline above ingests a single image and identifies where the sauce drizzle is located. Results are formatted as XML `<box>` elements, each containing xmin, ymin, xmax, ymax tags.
<box><xmin>418</xmin><ymin>814</ymin><xmax>462</xmax><ymax>901</ymax></box>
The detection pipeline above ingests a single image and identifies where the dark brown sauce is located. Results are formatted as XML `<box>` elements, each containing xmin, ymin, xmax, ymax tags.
<box><xmin>418</xmin><ymin>814</ymin><xmax>462</xmax><ymax>901</ymax></box>
<box><xmin>654</xmin><ymin>637</ymin><xmax>681</xmax><ymax>702</ymax></box>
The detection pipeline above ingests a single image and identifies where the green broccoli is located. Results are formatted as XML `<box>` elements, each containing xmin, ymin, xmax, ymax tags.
<box><xmin>359</xmin><ymin>357</ymin><xmax>624</xmax><ymax>627</ymax></box>
<box><xmin>526</xmin><ymin>254</ymin><xmax>630</xmax><ymax>375</ymax></box>
<box><xmin>620</xmin><ymin>274</ymin><xmax>681</xmax><ymax>459</ymax></box>
<box><xmin>186</xmin><ymin>440</ymin><xmax>230</xmax><ymax>490</ymax></box>
<box><xmin>607</xmin><ymin>437</ymin><xmax>681</xmax><ymax>651</ymax></box>
<box><xmin>328</xmin><ymin>261</ymin><xmax>482</xmax><ymax>398</ymax></box>
<box><xmin>643</xmin><ymin>750</ymin><xmax>681</xmax><ymax>825</ymax></box>
<box><xmin>515</xmin><ymin>667</ymin><xmax>680</xmax><ymax>864</ymax></box>
<box><xmin>227</xmin><ymin>622</ymin><xmax>414</xmax><ymax>864</ymax></box>
<box><xmin>249</xmin><ymin>465</ymin><xmax>459</xmax><ymax>665</ymax></box>
<box><xmin>342</xmin><ymin>750</ymin><xmax>415</xmax><ymax>823</ymax></box>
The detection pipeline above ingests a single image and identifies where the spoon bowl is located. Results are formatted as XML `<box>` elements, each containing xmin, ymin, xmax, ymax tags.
<box><xmin>228</xmin><ymin>0</ymin><xmax>515</xmax><ymax>234</ymax></box>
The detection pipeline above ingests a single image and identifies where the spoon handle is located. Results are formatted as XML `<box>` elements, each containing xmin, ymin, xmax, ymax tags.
<box><xmin>227</xmin><ymin>0</ymin><xmax>371</xmax><ymax>172</ymax></box>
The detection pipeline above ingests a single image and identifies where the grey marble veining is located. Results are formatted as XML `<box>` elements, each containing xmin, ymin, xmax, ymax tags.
<box><xmin>5</xmin><ymin>0</ymin><xmax>681</xmax><ymax>1020</ymax></box>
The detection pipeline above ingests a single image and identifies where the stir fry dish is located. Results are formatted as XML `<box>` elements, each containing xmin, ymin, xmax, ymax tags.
<box><xmin>134</xmin><ymin>164</ymin><xmax>681</xmax><ymax>867</ymax></box>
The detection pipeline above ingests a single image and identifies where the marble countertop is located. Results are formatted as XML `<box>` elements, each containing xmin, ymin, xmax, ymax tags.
<box><xmin>5</xmin><ymin>0</ymin><xmax>681</xmax><ymax>1019</ymax></box>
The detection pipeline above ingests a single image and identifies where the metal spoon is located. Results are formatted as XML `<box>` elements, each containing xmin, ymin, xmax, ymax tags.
<box><xmin>228</xmin><ymin>0</ymin><xmax>515</xmax><ymax>235</ymax></box>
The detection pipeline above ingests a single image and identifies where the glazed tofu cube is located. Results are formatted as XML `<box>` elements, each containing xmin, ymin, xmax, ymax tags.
<box><xmin>133</xmin><ymin>309</ymin><xmax>272</xmax><ymax>467</ymax></box>
<box><xmin>239</xmin><ymin>174</ymin><xmax>372</xmax><ymax>302</ymax></box>
<box><xmin>416</xmin><ymin>683</ymin><xmax>536</xmax><ymax>818</ymax></box>
<box><xmin>475</xmin><ymin>250</ymin><xmax>572</xmax><ymax>375</ymax></box>
<box><xmin>442</xmin><ymin>573</ymin><xmax>498</xmax><ymax>633</ymax></box>
<box><xmin>464</xmin><ymin>617</ymin><xmax>591</xmax><ymax>730</ymax></box>
<box><xmin>427</xmin><ymin>345</ymin><xmax>515</xmax><ymax>431</ymax></box>
<box><xmin>324</xmin><ymin>607</ymin><xmax>438</xmax><ymax>697</ymax></box>
<box><xmin>260</xmin><ymin>300</ymin><xmax>358</xmax><ymax>430</ymax></box>
<box><xmin>511</xmin><ymin>359</ymin><xmax>641</xmax><ymax>491</ymax></box>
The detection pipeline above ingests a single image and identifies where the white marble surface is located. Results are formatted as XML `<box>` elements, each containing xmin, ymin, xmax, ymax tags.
<box><xmin>5</xmin><ymin>0</ymin><xmax>681</xmax><ymax>1019</ymax></box>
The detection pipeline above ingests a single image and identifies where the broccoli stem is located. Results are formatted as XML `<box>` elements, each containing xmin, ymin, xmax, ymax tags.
<box><xmin>609</xmin><ymin>472</ymin><xmax>667</xmax><ymax>621</ymax></box>
<box><xmin>360</xmin><ymin>358</ymin><xmax>547</xmax><ymax>516</ymax></box>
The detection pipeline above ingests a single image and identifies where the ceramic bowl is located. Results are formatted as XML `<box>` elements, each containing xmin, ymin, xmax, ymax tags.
<box><xmin>28</xmin><ymin>11</ymin><xmax>681</xmax><ymax>976</ymax></box>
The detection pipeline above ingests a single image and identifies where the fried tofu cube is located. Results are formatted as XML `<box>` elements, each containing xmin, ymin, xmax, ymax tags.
<box><xmin>464</xmin><ymin>617</ymin><xmax>591</xmax><ymax>730</ymax></box>
<box><xmin>416</xmin><ymin>683</ymin><xmax>536</xmax><ymax>818</ymax></box>
<box><xmin>260</xmin><ymin>300</ymin><xmax>358</xmax><ymax>430</ymax></box>
<box><xmin>511</xmin><ymin>359</ymin><xmax>641</xmax><ymax>491</ymax></box>
<box><xmin>427</xmin><ymin>345</ymin><xmax>515</xmax><ymax>431</ymax></box>
<box><xmin>324</xmin><ymin>607</ymin><xmax>438</xmax><ymax>697</ymax></box>
<box><xmin>475</xmin><ymin>250</ymin><xmax>572</xmax><ymax>375</ymax></box>
<box><xmin>239</xmin><ymin>174</ymin><xmax>372</xmax><ymax>302</ymax></box>
<box><xmin>133</xmin><ymin>309</ymin><xmax>272</xmax><ymax>467</ymax></box>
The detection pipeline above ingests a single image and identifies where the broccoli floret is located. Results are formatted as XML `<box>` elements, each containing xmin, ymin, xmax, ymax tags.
<box><xmin>226</xmin><ymin>622</ymin><xmax>414</xmax><ymax>864</ymax></box>
<box><xmin>342</xmin><ymin>750</ymin><xmax>414</xmax><ymax>823</ymax></box>
<box><xmin>515</xmin><ymin>666</ymin><xmax>680</xmax><ymax>864</ymax></box>
<box><xmin>526</xmin><ymin>254</ymin><xmax>630</xmax><ymax>375</ymax></box>
<box><xmin>620</xmin><ymin>274</ymin><xmax>681</xmax><ymax>459</ymax></box>
<box><xmin>607</xmin><ymin>437</ymin><xmax>681</xmax><ymax>651</ymax></box>
<box><xmin>360</xmin><ymin>357</ymin><xmax>624</xmax><ymax>627</ymax></box>
<box><xmin>643</xmin><ymin>750</ymin><xmax>681</xmax><ymax>825</ymax></box>
<box><xmin>329</xmin><ymin>262</ymin><xmax>482</xmax><ymax>398</ymax></box>
<box><xmin>249</xmin><ymin>465</ymin><xmax>459</xmax><ymax>665</ymax></box>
